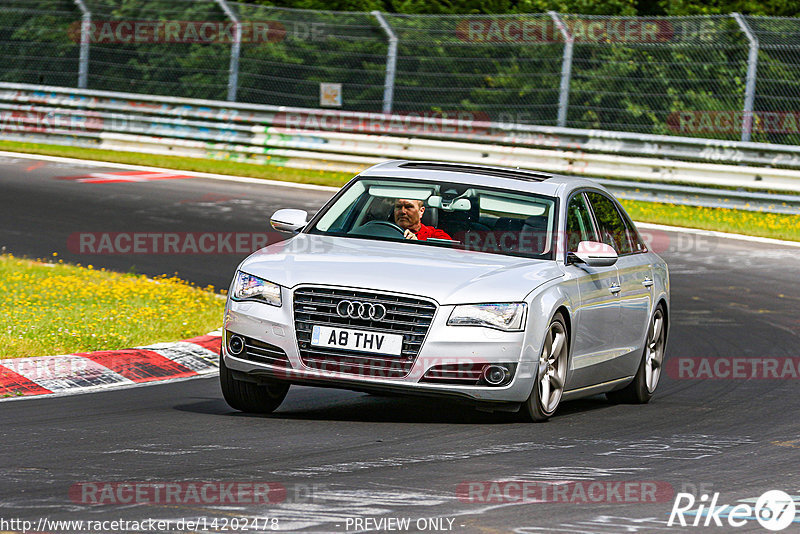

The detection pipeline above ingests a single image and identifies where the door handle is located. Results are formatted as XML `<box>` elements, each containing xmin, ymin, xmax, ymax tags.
<box><xmin>609</xmin><ymin>283</ymin><xmax>621</xmax><ymax>294</ymax></box>
<box><xmin>642</xmin><ymin>278</ymin><xmax>654</xmax><ymax>288</ymax></box>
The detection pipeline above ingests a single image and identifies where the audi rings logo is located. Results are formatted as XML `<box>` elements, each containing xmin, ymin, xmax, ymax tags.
<box><xmin>336</xmin><ymin>300</ymin><xmax>387</xmax><ymax>321</ymax></box>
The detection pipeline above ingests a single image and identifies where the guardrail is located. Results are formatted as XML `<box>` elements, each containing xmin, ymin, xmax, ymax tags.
<box><xmin>1</xmin><ymin>82</ymin><xmax>799</xmax><ymax>214</ymax></box>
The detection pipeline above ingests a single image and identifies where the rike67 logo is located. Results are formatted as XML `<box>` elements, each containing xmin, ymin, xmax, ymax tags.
<box><xmin>669</xmin><ymin>490</ymin><xmax>798</xmax><ymax>531</ymax></box>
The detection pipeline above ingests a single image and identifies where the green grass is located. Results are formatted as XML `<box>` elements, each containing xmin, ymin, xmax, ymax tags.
<box><xmin>0</xmin><ymin>254</ymin><xmax>224</xmax><ymax>359</ymax></box>
<box><xmin>2</xmin><ymin>140</ymin><xmax>797</xmax><ymax>242</ymax></box>
<box><xmin>620</xmin><ymin>200</ymin><xmax>800</xmax><ymax>242</ymax></box>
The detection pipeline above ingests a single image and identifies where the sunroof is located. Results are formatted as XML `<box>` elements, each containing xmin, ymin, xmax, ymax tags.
<box><xmin>398</xmin><ymin>162</ymin><xmax>551</xmax><ymax>182</ymax></box>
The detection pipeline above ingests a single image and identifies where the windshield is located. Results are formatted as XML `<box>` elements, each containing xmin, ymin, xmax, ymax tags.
<box><xmin>308</xmin><ymin>177</ymin><xmax>558</xmax><ymax>260</ymax></box>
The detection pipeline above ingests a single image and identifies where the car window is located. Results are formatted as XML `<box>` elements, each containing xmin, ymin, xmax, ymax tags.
<box><xmin>307</xmin><ymin>177</ymin><xmax>558</xmax><ymax>260</ymax></box>
<box><xmin>618</xmin><ymin>208</ymin><xmax>648</xmax><ymax>253</ymax></box>
<box><xmin>315</xmin><ymin>181</ymin><xmax>367</xmax><ymax>232</ymax></box>
<box><xmin>565</xmin><ymin>193</ymin><xmax>598</xmax><ymax>253</ymax></box>
<box><xmin>585</xmin><ymin>192</ymin><xmax>633</xmax><ymax>255</ymax></box>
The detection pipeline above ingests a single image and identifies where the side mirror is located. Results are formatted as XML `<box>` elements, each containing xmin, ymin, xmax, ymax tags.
<box><xmin>270</xmin><ymin>209</ymin><xmax>308</xmax><ymax>233</ymax></box>
<box><xmin>569</xmin><ymin>241</ymin><xmax>618</xmax><ymax>267</ymax></box>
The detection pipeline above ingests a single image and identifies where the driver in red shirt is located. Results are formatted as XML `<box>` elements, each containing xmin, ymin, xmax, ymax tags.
<box><xmin>394</xmin><ymin>198</ymin><xmax>452</xmax><ymax>241</ymax></box>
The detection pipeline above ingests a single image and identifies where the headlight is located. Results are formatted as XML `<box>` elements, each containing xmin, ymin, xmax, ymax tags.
<box><xmin>448</xmin><ymin>303</ymin><xmax>527</xmax><ymax>331</ymax></box>
<box><xmin>231</xmin><ymin>271</ymin><xmax>281</xmax><ymax>307</ymax></box>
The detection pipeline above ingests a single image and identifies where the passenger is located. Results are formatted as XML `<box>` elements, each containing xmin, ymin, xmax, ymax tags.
<box><xmin>393</xmin><ymin>198</ymin><xmax>452</xmax><ymax>241</ymax></box>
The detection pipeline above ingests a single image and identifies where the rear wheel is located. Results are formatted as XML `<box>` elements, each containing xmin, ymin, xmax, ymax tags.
<box><xmin>522</xmin><ymin>313</ymin><xmax>568</xmax><ymax>422</ymax></box>
<box><xmin>607</xmin><ymin>306</ymin><xmax>666</xmax><ymax>404</ymax></box>
<box><xmin>219</xmin><ymin>351</ymin><xmax>290</xmax><ymax>413</ymax></box>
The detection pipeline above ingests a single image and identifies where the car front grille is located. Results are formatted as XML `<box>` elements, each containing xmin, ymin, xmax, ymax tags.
<box><xmin>293</xmin><ymin>286</ymin><xmax>437</xmax><ymax>378</ymax></box>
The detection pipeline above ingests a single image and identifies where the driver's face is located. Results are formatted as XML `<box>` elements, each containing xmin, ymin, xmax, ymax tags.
<box><xmin>394</xmin><ymin>199</ymin><xmax>424</xmax><ymax>230</ymax></box>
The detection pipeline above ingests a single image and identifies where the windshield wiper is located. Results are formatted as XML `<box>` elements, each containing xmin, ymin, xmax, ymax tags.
<box><xmin>425</xmin><ymin>238</ymin><xmax>461</xmax><ymax>246</ymax></box>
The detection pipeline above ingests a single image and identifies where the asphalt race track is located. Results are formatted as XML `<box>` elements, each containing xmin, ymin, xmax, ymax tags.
<box><xmin>2</xmin><ymin>153</ymin><xmax>799</xmax><ymax>533</ymax></box>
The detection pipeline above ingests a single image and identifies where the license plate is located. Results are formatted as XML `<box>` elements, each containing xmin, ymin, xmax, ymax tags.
<box><xmin>311</xmin><ymin>325</ymin><xmax>403</xmax><ymax>356</ymax></box>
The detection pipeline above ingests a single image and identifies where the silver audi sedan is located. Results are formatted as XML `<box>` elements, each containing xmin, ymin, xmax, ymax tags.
<box><xmin>221</xmin><ymin>161</ymin><xmax>669</xmax><ymax>421</ymax></box>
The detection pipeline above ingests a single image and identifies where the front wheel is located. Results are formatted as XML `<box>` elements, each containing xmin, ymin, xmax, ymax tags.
<box><xmin>219</xmin><ymin>351</ymin><xmax>290</xmax><ymax>413</ymax></box>
<box><xmin>607</xmin><ymin>306</ymin><xmax>666</xmax><ymax>404</ymax></box>
<box><xmin>522</xmin><ymin>313</ymin><xmax>568</xmax><ymax>422</ymax></box>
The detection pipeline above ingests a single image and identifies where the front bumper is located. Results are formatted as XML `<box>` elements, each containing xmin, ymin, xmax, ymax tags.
<box><xmin>223</xmin><ymin>296</ymin><xmax>538</xmax><ymax>404</ymax></box>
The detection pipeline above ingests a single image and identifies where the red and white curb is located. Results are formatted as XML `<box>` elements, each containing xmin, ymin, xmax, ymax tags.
<box><xmin>0</xmin><ymin>332</ymin><xmax>221</xmax><ymax>400</ymax></box>
<box><xmin>57</xmin><ymin>170</ymin><xmax>195</xmax><ymax>184</ymax></box>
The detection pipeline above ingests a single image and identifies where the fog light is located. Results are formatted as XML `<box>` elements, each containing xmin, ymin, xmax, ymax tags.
<box><xmin>229</xmin><ymin>334</ymin><xmax>245</xmax><ymax>355</ymax></box>
<box><xmin>483</xmin><ymin>365</ymin><xmax>510</xmax><ymax>386</ymax></box>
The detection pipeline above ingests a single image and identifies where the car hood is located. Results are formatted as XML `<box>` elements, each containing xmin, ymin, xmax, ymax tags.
<box><xmin>238</xmin><ymin>234</ymin><xmax>563</xmax><ymax>304</ymax></box>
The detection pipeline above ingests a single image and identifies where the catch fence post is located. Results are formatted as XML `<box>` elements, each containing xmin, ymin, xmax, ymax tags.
<box><xmin>732</xmin><ymin>13</ymin><xmax>759</xmax><ymax>142</ymax></box>
<box><xmin>549</xmin><ymin>11</ymin><xmax>573</xmax><ymax>128</ymax></box>
<box><xmin>372</xmin><ymin>11</ymin><xmax>398</xmax><ymax>114</ymax></box>
<box><xmin>216</xmin><ymin>0</ymin><xmax>241</xmax><ymax>102</ymax></box>
<box><xmin>73</xmin><ymin>0</ymin><xmax>91</xmax><ymax>89</ymax></box>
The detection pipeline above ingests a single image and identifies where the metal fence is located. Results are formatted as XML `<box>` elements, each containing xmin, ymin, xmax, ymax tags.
<box><xmin>1</xmin><ymin>1</ymin><xmax>800</xmax><ymax>145</ymax></box>
<box><xmin>5</xmin><ymin>82</ymin><xmax>800</xmax><ymax>213</ymax></box>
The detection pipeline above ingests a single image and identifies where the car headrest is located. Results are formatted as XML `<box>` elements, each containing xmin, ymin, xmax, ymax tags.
<box><xmin>422</xmin><ymin>204</ymin><xmax>438</xmax><ymax>227</ymax></box>
<box><xmin>522</xmin><ymin>215</ymin><xmax>549</xmax><ymax>232</ymax></box>
<box><xmin>494</xmin><ymin>217</ymin><xmax>523</xmax><ymax>231</ymax></box>
<box><xmin>521</xmin><ymin>215</ymin><xmax>550</xmax><ymax>253</ymax></box>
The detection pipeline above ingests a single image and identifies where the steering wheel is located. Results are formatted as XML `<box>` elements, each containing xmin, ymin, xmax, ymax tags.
<box><xmin>350</xmin><ymin>220</ymin><xmax>406</xmax><ymax>238</ymax></box>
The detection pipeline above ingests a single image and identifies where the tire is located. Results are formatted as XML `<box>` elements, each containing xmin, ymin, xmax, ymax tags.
<box><xmin>219</xmin><ymin>351</ymin><xmax>290</xmax><ymax>414</ymax></box>
<box><xmin>522</xmin><ymin>312</ymin><xmax>569</xmax><ymax>422</ymax></box>
<box><xmin>607</xmin><ymin>305</ymin><xmax>667</xmax><ymax>404</ymax></box>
